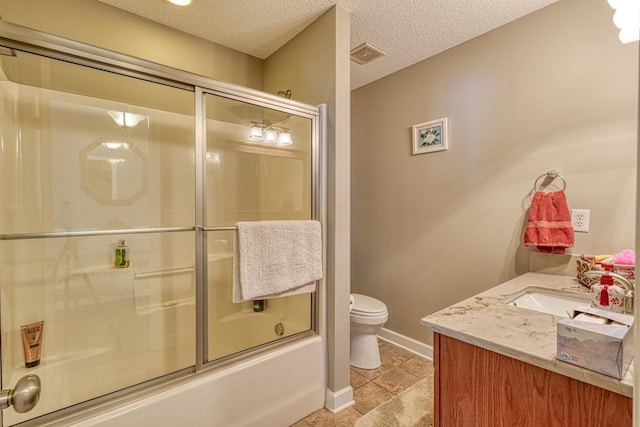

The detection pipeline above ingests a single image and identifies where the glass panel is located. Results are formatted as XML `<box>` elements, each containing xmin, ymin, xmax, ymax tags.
<box><xmin>206</xmin><ymin>231</ymin><xmax>312</xmax><ymax>360</ymax></box>
<box><xmin>0</xmin><ymin>232</ymin><xmax>195</xmax><ymax>425</ymax></box>
<box><xmin>204</xmin><ymin>94</ymin><xmax>313</xmax><ymax>361</ymax></box>
<box><xmin>0</xmin><ymin>50</ymin><xmax>195</xmax><ymax>234</ymax></box>
<box><xmin>0</xmin><ymin>51</ymin><xmax>195</xmax><ymax>425</ymax></box>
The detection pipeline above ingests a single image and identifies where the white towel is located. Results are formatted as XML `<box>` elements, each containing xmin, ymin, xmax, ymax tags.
<box><xmin>232</xmin><ymin>220</ymin><xmax>323</xmax><ymax>303</ymax></box>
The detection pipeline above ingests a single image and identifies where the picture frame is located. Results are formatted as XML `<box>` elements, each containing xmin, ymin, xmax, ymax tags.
<box><xmin>411</xmin><ymin>117</ymin><xmax>448</xmax><ymax>155</ymax></box>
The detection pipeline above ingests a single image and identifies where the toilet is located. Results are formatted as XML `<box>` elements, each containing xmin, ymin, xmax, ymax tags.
<box><xmin>349</xmin><ymin>293</ymin><xmax>388</xmax><ymax>369</ymax></box>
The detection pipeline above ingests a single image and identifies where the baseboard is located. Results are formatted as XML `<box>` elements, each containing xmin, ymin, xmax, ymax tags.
<box><xmin>324</xmin><ymin>386</ymin><xmax>355</xmax><ymax>414</ymax></box>
<box><xmin>378</xmin><ymin>328</ymin><xmax>433</xmax><ymax>361</ymax></box>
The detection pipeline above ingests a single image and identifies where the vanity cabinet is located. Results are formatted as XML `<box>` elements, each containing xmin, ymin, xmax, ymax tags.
<box><xmin>433</xmin><ymin>333</ymin><xmax>632</xmax><ymax>427</ymax></box>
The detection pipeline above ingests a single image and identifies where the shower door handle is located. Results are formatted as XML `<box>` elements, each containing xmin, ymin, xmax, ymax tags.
<box><xmin>0</xmin><ymin>374</ymin><xmax>41</xmax><ymax>413</ymax></box>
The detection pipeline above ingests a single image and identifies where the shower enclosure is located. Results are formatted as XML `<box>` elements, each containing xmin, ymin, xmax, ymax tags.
<box><xmin>0</xmin><ymin>23</ymin><xmax>322</xmax><ymax>426</ymax></box>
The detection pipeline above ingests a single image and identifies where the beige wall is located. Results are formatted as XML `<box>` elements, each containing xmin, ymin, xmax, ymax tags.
<box><xmin>351</xmin><ymin>0</ymin><xmax>638</xmax><ymax>345</ymax></box>
<box><xmin>0</xmin><ymin>0</ymin><xmax>263</xmax><ymax>89</ymax></box>
<box><xmin>265</xmin><ymin>5</ymin><xmax>353</xmax><ymax>406</ymax></box>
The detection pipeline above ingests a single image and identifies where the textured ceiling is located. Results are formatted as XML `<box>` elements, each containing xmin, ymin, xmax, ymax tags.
<box><xmin>98</xmin><ymin>0</ymin><xmax>558</xmax><ymax>89</ymax></box>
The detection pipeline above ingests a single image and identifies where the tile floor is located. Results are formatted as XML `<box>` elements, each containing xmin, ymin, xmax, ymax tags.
<box><xmin>291</xmin><ymin>339</ymin><xmax>432</xmax><ymax>427</ymax></box>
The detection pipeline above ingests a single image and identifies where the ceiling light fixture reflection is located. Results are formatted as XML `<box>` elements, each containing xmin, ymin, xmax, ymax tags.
<box><xmin>248</xmin><ymin>122</ymin><xmax>294</xmax><ymax>146</ymax></box>
<box><xmin>102</xmin><ymin>141</ymin><xmax>129</xmax><ymax>150</ymax></box>
<box><xmin>264</xmin><ymin>127</ymin><xmax>278</xmax><ymax>143</ymax></box>
<box><xmin>107</xmin><ymin>111</ymin><xmax>146</xmax><ymax>129</ymax></box>
<box><xmin>248</xmin><ymin>123</ymin><xmax>264</xmax><ymax>141</ymax></box>
<box><xmin>278</xmin><ymin>130</ymin><xmax>293</xmax><ymax>146</ymax></box>
<box><xmin>167</xmin><ymin>0</ymin><xmax>192</xmax><ymax>6</ymax></box>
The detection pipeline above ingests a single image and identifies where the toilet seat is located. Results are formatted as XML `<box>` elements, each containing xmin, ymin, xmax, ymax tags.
<box><xmin>350</xmin><ymin>293</ymin><xmax>387</xmax><ymax>317</ymax></box>
<box><xmin>350</xmin><ymin>293</ymin><xmax>388</xmax><ymax>369</ymax></box>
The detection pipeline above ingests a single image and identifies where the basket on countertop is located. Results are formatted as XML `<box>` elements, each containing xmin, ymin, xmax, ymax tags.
<box><xmin>576</xmin><ymin>256</ymin><xmax>599</xmax><ymax>288</ymax></box>
<box><xmin>576</xmin><ymin>255</ymin><xmax>635</xmax><ymax>288</ymax></box>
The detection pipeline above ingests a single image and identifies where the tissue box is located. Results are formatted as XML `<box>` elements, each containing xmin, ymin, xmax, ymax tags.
<box><xmin>556</xmin><ymin>306</ymin><xmax>634</xmax><ymax>379</ymax></box>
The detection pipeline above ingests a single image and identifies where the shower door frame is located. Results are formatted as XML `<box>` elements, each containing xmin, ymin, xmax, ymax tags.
<box><xmin>0</xmin><ymin>20</ymin><xmax>323</xmax><ymax>425</ymax></box>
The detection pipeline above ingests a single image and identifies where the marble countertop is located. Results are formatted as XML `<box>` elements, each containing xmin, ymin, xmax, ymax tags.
<box><xmin>420</xmin><ymin>272</ymin><xmax>633</xmax><ymax>398</ymax></box>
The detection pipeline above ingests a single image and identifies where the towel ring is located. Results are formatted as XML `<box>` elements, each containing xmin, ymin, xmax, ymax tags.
<box><xmin>533</xmin><ymin>170</ymin><xmax>566</xmax><ymax>192</ymax></box>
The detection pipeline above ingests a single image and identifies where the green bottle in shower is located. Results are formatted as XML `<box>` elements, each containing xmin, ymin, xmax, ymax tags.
<box><xmin>115</xmin><ymin>240</ymin><xmax>130</xmax><ymax>268</ymax></box>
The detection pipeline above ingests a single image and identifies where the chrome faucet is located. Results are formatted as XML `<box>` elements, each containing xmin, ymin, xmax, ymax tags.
<box><xmin>585</xmin><ymin>270</ymin><xmax>635</xmax><ymax>315</ymax></box>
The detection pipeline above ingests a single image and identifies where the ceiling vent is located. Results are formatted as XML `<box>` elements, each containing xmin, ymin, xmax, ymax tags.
<box><xmin>350</xmin><ymin>42</ymin><xmax>385</xmax><ymax>65</ymax></box>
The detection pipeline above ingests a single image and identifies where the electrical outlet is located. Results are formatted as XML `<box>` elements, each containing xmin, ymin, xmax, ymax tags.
<box><xmin>571</xmin><ymin>209</ymin><xmax>590</xmax><ymax>232</ymax></box>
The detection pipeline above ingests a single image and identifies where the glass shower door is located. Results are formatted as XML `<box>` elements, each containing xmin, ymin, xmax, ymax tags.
<box><xmin>202</xmin><ymin>93</ymin><xmax>315</xmax><ymax>362</ymax></box>
<box><xmin>0</xmin><ymin>50</ymin><xmax>196</xmax><ymax>425</ymax></box>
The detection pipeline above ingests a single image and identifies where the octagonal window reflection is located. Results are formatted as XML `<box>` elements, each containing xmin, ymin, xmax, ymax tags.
<box><xmin>80</xmin><ymin>138</ymin><xmax>148</xmax><ymax>205</ymax></box>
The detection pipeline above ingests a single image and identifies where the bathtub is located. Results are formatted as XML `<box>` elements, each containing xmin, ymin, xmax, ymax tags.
<box><xmin>66</xmin><ymin>335</ymin><xmax>324</xmax><ymax>427</ymax></box>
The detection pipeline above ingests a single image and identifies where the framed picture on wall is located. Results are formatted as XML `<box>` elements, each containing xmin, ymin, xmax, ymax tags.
<box><xmin>411</xmin><ymin>117</ymin><xmax>448</xmax><ymax>155</ymax></box>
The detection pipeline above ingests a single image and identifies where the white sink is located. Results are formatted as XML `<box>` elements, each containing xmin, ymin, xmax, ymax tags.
<box><xmin>505</xmin><ymin>288</ymin><xmax>589</xmax><ymax>318</ymax></box>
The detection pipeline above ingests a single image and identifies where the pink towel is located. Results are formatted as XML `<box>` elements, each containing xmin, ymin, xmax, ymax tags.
<box><xmin>524</xmin><ymin>190</ymin><xmax>575</xmax><ymax>254</ymax></box>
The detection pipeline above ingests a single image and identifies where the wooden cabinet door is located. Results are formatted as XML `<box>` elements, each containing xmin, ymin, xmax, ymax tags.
<box><xmin>433</xmin><ymin>333</ymin><xmax>632</xmax><ymax>427</ymax></box>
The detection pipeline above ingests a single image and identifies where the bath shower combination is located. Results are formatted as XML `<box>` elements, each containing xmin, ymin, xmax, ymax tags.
<box><xmin>0</xmin><ymin>22</ymin><xmax>324</xmax><ymax>427</ymax></box>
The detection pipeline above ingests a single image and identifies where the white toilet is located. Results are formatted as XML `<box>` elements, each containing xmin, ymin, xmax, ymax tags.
<box><xmin>349</xmin><ymin>293</ymin><xmax>388</xmax><ymax>369</ymax></box>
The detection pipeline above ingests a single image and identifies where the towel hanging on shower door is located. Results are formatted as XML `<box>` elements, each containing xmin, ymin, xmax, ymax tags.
<box><xmin>232</xmin><ymin>220</ymin><xmax>323</xmax><ymax>302</ymax></box>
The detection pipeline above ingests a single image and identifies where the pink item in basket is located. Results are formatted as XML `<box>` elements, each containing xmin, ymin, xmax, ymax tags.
<box><xmin>612</xmin><ymin>249</ymin><xmax>635</xmax><ymax>265</ymax></box>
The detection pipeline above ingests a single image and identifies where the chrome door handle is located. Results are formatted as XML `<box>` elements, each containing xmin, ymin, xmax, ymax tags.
<box><xmin>0</xmin><ymin>374</ymin><xmax>41</xmax><ymax>413</ymax></box>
